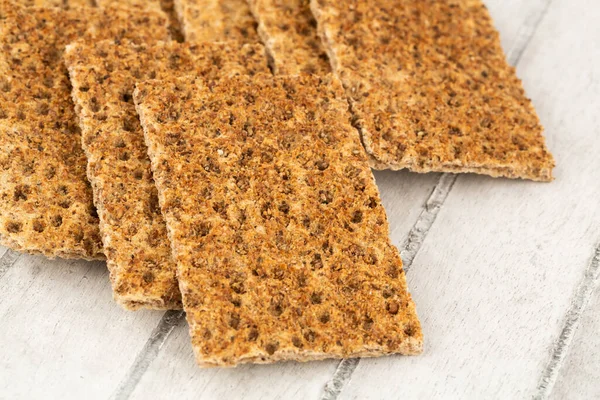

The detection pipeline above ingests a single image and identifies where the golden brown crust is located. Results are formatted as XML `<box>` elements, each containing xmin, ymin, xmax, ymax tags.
<box><xmin>16</xmin><ymin>0</ymin><xmax>92</xmax><ymax>7</ymax></box>
<box><xmin>96</xmin><ymin>0</ymin><xmax>184</xmax><ymax>41</ymax></box>
<box><xmin>174</xmin><ymin>0</ymin><xmax>259</xmax><ymax>43</ymax></box>
<box><xmin>96</xmin><ymin>0</ymin><xmax>162</xmax><ymax>12</ymax></box>
<box><xmin>0</xmin><ymin>1</ymin><xmax>169</xmax><ymax>259</ymax></box>
<box><xmin>246</xmin><ymin>0</ymin><xmax>329</xmax><ymax>75</ymax></box>
<box><xmin>160</xmin><ymin>0</ymin><xmax>185</xmax><ymax>42</ymax></box>
<box><xmin>311</xmin><ymin>0</ymin><xmax>555</xmax><ymax>181</ymax></box>
<box><xmin>135</xmin><ymin>73</ymin><xmax>422</xmax><ymax>366</ymax></box>
<box><xmin>65</xmin><ymin>40</ymin><xmax>268</xmax><ymax>309</ymax></box>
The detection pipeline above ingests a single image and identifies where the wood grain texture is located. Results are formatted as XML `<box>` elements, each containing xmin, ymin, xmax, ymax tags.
<box><xmin>0</xmin><ymin>256</ymin><xmax>165</xmax><ymax>399</ymax></box>
<box><xmin>551</xmin><ymin>291</ymin><xmax>600</xmax><ymax>400</ymax></box>
<box><xmin>338</xmin><ymin>0</ymin><xmax>600</xmax><ymax>397</ymax></box>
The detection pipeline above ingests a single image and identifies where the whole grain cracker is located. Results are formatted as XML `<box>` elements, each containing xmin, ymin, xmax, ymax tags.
<box><xmin>160</xmin><ymin>0</ymin><xmax>185</xmax><ymax>42</ymax></box>
<box><xmin>96</xmin><ymin>0</ymin><xmax>184</xmax><ymax>41</ymax></box>
<box><xmin>311</xmin><ymin>0</ymin><xmax>555</xmax><ymax>181</ymax></box>
<box><xmin>174</xmin><ymin>0</ymin><xmax>258</xmax><ymax>43</ymax></box>
<box><xmin>246</xmin><ymin>0</ymin><xmax>329</xmax><ymax>75</ymax></box>
<box><xmin>135</xmin><ymin>73</ymin><xmax>422</xmax><ymax>366</ymax></box>
<box><xmin>0</xmin><ymin>1</ymin><xmax>169</xmax><ymax>259</ymax></box>
<box><xmin>96</xmin><ymin>0</ymin><xmax>162</xmax><ymax>12</ymax></box>
<box><xmin>65</xmin><ymin>40</ymin><xmax>268</xmax><ymax>309</ymax></box>
<box><xmin>17</xmin><ymin>0</ymin><xmax>92</xmax><ymax>7</ymax></box>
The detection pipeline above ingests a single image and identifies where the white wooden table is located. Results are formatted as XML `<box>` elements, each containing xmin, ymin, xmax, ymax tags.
<box><xmin>1</xmin><ymin>0</ymin><xmax>599</xmax><ymax>398</ymax></box>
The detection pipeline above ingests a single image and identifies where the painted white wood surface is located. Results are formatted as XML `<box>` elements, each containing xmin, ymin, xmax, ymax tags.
<box><xmin>0</xmin><ymin>255</ymin><xmax>166</xmax><ymax>399</ymax></box>
<box><xmin>551</xmin><ymin>254</ymin><xmax>600</xmax><ymax>400</ymax></box>
<box><xmin>338</xmin><ymin>0</ymin><xmax>600</xmax><ymax>398</ymax></box>
<box><xmin>0</xmin><ymin>0</ymin><xmax>599</xmax><ymax>398</ymax></box>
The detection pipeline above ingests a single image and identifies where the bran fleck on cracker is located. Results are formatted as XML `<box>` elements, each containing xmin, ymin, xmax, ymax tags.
<box><xmin>135</xmin><ymin>73</ymin><xmax>422</xmax><ymax>366</ymax></box>
<box><xmin>311</xmin><ymin>0</ymin><xmax>555</xmax><ymax>181</ymax></box>
<box><xmin>65</xmin><ymin>39</ymin><xmax>268</xmax><ymax>309</ymax></box>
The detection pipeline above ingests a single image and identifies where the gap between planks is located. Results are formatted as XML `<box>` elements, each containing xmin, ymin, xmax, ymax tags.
<box><xmin>319</xmin><ymin>0</ymin><xmax>554</xmax><ymax>398</ymax></box>
<box><xmin>0</xmin><ymin>249</ymin><xmax>22</xmax><ymax>282</ymax></box>
<box><xmin>109</xmin><ymin>310</ymin><xmax>185</xmax><ymax>400</ymax></box>
<box><xmin>534</xmin><ymin>242</ymin><xmax>600</xmax><ymax>399</ymax></box>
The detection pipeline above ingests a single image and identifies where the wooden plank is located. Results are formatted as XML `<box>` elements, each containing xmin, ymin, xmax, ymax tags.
<box><xmin>338</xmin><ymin>0</ymin><xmax>600</xmax><ymax>397</ymax></box>
<box><xmin>110</xmin><ymin>173</ymin><xmax>439</xmax><ymax>398</ymax></box>
<box><xmin>0</xmin><ymin>255</ymin><xmax>165</xmax><ymax>399</ymax></box>
<box><xmin>549</xmin><ymin>247</ymin><xmax>600</xmax><ymax>400</ymax></box>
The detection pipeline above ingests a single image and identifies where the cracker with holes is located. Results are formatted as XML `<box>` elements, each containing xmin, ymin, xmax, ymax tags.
<box><xmin>134</xmin><ymin>73</ymin><xmax>422</xmax><ymax>366</ymax></box>
<box><xmin>0</xmin><ymin>1</ymin><xmax>169</xmax><ymax>259</ymax></box>
<box><xmin>246</xmin><ymin>0</ymin><xmax>329</xmax><ymax>75</ymax></box>
<box><xmin>174</xmin><ymin>0</ymin><xmax>259</xmax><ymax>43</ymax></box>
<box><xmin>311</xmin><ymin>0</ymin><xmax>555</xmax><ymax>181</ymax></box>
<box><xmin>65</xmin><ymin>40</ymin><xmax>268</xmax><ymax>309</ymax></box>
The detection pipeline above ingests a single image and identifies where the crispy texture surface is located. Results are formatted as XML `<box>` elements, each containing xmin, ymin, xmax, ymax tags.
<box><xmin>135</xmin><ymin>73</ymin><xmax>422</xmax><ymax>366</ymax></box>
<box><xmin>246</xmin><ymin>0</ymin><xmax>329</xmax><ymax>75</ymax></box>
<box><xmin>0</xmin><ymin>1</ymin><xmax>168</xmax><ymax>259</ymax></box>
<box><xmin>311</xmin><ymin>0</ymin><xmax>555</xmax><ymax>181</ymax></box>
<box><xmin>65</xmin><ymin>40</ymin><xmax>268</xmax><ymax>309</ymax></box>
<box><xmin>18</xmin><ymin>0</ymin><xmax>92</xmax><ymax>7</ymax></box>
<box><xmin>160</xmin><ymin>0</ymin><xmax>185</xmax><ymax>42</ymax></box>
<box><xmin>174</xmin><ymin>0</ymin><xmax>258</xmax><ymax>43</ymax></box>
<box><xmin>96</xmin><ymin>0</ymin><xmax>162</xmax><ymax>12</ymax></box>
<box><xmin>97</xmin><ymin>0</ymin><xmax>184</xmax><ymax>41</ymax></box>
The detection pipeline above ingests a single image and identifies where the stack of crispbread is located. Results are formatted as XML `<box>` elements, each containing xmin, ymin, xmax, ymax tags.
<box><xmin>0</xmin><ymin>0</ymin><xmax>169</xmax><ymax>259</ymax></box>
<box><xmin>65</xmin><ymin>40</ymin><xmax>268</xmax><ymax>309</ymax></box>
<box><xmin>0</xmin><ymin>0</ymin><xmax>556</xmax><ymax>368</ymax></box>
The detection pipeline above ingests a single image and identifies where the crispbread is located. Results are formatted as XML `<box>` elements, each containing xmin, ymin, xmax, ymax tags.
<box><xmin>174</xmin><ymin>0</ymin><xmax>258</xmax><ymax>43</ymax></box>
<box><xmin>96</xmin><ymin>0</ymin><xmax>162</xmax><ymax>12</ymax></box>
<box><xmin>18</xmin><ymin>0</ymin><xmax>92</xmax><ymax>7</ymax></box>
<box><xmin>0</xmin><ymin>1</ymin><xmax>169</xmax><ymax>259</ymax></box>
<box><xmin>97</xmin><ymin>0</ymin><xmax>183</xmax><ymax>41</ymax></box>
<box><xmin>160</xmin><ymin>0</ymin><xmax>184</xmax><ymax>42</ymax></box>
<box><xmin>246</xmin><ymin>0</ymin><xmax>329</xmax><ymax>75</ymax></box>
<box><xmin>311</xmin><ymin>0</ymin><xmax>555</xmax><ymax>181</ymax></box>
<box><xmin>135</xmin><ymin>73</ymin><xmax>422</xmax><ymax>366</ymax></box>
<box><xmin>65</xmin><ymin>40</ymin><xmax>268</xmax><ymax>309</ymax></box>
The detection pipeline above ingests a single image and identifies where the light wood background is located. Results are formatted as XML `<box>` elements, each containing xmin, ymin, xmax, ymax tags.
<box><xmin>1</xmin><ymin>0</ymin><xmax>599</xmax><ymax>398</ymax></box>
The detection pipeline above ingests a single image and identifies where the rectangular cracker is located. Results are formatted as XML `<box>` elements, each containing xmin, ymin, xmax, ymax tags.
<box><xmin>174</xmin><ymin>0</ymin><xmax>259</xmax><ymax>43</ymax></box>
<box><xmin>135</xmin><ymin>73</ymin><xmax>422</xmax><ymax>366</ymax></box>
<box><xmin>65</xmin><ymin>40</ymin><xmax>268</xmax><ymax>309</ymax></box>
<box><xmin>246</xmin><ymin>0</ymin><xmax>329</xmax><ymax>75</ymax></box>
<box><xmin>0</xmin><ymin>1</ymin><xmax>169</xmax><ymax>259</ymax></box>
<box><xmin>311</xmin><ymin>0</ymin><xmax>555</xmax><ymax>181</ymax></box>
